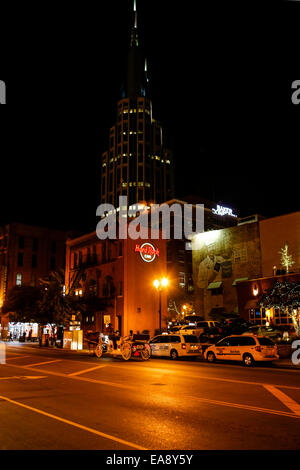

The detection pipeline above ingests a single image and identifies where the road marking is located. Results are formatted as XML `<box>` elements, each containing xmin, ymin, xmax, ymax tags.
<box><xmin>26</xmin><ymin>360</ymin><xmax>62</xmax><ymax>367</ymax></box>
<box><xmin>4</xmin><ymin>352</ymin><xmax>25</xmax><ymax>355</ymax></box>
<box><xmin>0</xmin><ymin>393</ymin><xmax>147</xmax><ymax>450</ymax></box>
<box><xmin>187</xmin><ymin>395</ymin><xmax>300</xmax><ymax>420</ymax></box>
<box><xmin>68</xmin><ymin>365</ymin><xmax>107</xmax><ymax>376</ymax></box>
<box><xmin>263</xmin><ymin>385</ymin><xmax>300</xmax><ymax>416</ymax></box>
<box><xmin>5</xmin><ymin>355</ymin><xmax>32</xmax><ymax>360</ymax></box>
<box><xmin>3</xmin><ymin>363</ymin><xmax>300</xmax><ymax>421</ymax></box>
<box><xmin>4</xmin><ymin>361</ymin><xmax>300</xmax><ymax>394</ymax></box>
<box><xmin>108</xmin><ymin>364</ymin><xmax>300</xmax><ymax>392</ymax></box>
<box><xmin>4</xmin><ymin>363</ymin><xmax>135</xmax><ymax>390</ymax></box>
<box><xmin>0</xmin><ymin>376</ymin><xmax>47</xmax><ymax>380</ymax></box>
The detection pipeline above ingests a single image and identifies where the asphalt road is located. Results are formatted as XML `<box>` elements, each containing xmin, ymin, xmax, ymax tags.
<box><xmin>0</xmin><ymin>343</ymin><xmax>300</xmax><ymax>450</ymax></box>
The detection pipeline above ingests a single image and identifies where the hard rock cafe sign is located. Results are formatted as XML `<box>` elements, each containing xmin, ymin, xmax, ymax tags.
<box><xmin>135</xmin><ymin>243</ymin><xmax>160</xmax><ymax>263</ymax></box>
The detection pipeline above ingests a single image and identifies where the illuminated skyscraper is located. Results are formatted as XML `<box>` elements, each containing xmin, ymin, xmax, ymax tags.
<box><xmin>101</xmin><ymin>0</ymin><xmax>174</xmax><ymax>207</ymax></box>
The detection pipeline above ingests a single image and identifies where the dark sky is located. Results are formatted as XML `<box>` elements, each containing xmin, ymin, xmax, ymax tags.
<box><xmin>0</xmin><ymin>0</ymin><xmax>299</xmax><ymax>232</ymax></box>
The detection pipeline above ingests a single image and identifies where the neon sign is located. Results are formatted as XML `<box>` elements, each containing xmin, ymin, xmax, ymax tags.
<box><xmin>135</xmin><ymin>243</ymin><xmax>159</xmax><ymax>263</ymax></box>
<box><xmin>212</xmin><ymin>205</ymin><xmax>237</xmax><ymax>218</ymax></box>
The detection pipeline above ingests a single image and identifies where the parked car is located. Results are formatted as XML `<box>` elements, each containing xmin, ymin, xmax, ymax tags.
<box><xmin>197</xmin><ymin>321</ymin><xmax>221</xmax><ymax>329</ymax></box>
<box><xmin>183</xmin><ymin>315</ymin><xmax>204</xmax><ymax>324</ymax></box>
<box><xmin>198</xmin><ymin>335</ymin><xmax>222</xmax><ymax>354</ymax></box>
<box><xmin>220</xmin><ymin>318</ymin><xmax>252</xmax><ymax>336</ymax></box>
<box><xmin>204</xmin><ymin>335</ymin><xmax>279</xmax><ymax>366</ymax></box>
<box><xmin>167</xmin><ymin>325</ymin><xmax>182</xmax><ymax>334</ymax></box>
<box><xmin>180</xmin><ymin>321</ymin><xmax>221</xmax><ymax>337</ymax></box>
<box><xmin>221</xmin><ymin>317</ymin><xmax>251</xmax><ymax>328</ymax></box>
<box><xmin>275</xmin><ymin>324</ymin><xmax>297</xmax><ymax>341</ymax></box>
<box><xmin>148</xmin><ymin>334</ymin><xmax>201</xmax><ymax>360</ymax></box>
<box><xmin>242</xmin><ymin>326</ymin><xmax>282</xmax><ymax>342</ymax></box>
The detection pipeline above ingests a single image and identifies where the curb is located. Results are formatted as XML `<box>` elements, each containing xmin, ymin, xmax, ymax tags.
<box><xmin>6</xmin><ymin>343</ymin><xmax>300</xmax><ymax>369</ymax></box>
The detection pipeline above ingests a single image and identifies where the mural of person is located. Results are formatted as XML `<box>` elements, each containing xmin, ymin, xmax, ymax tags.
<box><xmin>197</xmin><ymin>241</ymin><xmax>225</xmax><ymax>289</ymax></box>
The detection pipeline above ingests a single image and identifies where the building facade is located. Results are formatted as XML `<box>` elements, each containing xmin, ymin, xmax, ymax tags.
<box><xmin>0</xmin><ymin>223</ymin><xmax>66</xmax><ymax>339</ymax></box>
<box><xmin>191</xmin><ymin>211</ymin><xmax>300</xmax><ymax>320</ymax></box>
<box><xmin>259</xmin><ymin>211</ymin><xmax>300</xmax><ymax>277</ymax></box>
<box><xmin>165</xmin><ymin>198</ymin><xmax>239</xmax><ymax>318</ymax></box>
<box><xmin>65</xmin><ymin>231</ymin><xmax>167</xmax><ymax>338</ymax></box>
<box><xmin>236</xmin><ymin>272</ymin><xmax>300</xmax><ymax>326</ymax></box>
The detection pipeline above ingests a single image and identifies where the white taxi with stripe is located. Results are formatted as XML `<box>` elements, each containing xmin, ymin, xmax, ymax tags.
<box><xmin>204</xmin><ymin>335</ymin><xmax>279</xmax><ymax>366</ymax></box>
<box><xmin>149</xmin><ymin>334</ymin><xmax>201</xmax><ymax>360</ymax></box>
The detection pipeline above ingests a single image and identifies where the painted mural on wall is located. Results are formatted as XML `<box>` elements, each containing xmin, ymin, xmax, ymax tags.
<box><xmin>192</xmin><ymin>223</ymin><xmax>262</xmax><ymax>317</ymax></box>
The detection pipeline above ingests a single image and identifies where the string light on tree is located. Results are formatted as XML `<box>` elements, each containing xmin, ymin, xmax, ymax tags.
<box><xmin>260</xmin><ymin>279</ymin><xmax>300</xmax><ymax>336</ymax></box>
<box><xmin>279</xmin><ymin>243</ymin><xmax>295</xmax><ymax>274</ymax></box>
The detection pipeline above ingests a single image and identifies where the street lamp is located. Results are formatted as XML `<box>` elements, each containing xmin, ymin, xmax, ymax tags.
<box><xmin>153</xmin><ymin>278</ymin><xmax>169</xmax><ymax>333</ymax></box>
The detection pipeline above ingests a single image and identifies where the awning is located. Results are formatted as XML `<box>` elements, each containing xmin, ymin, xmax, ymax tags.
<box><xmin>232</xmin><ymin>278</ymin><xmax>249</xmax><ymax>286</ymax></box>
<box><xmin>244</xmin><ymin>299</ymin><xmax>259</xmax><ymax>310</ymax></box>
<box><xmin>207</xmin><ymin>281</ymin><xmax>222</xmax><ymax>290</ymax></box>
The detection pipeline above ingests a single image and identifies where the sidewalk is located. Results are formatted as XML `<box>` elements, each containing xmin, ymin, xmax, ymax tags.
<box><xmin>271</xmin><ymin>358</ymin><xmax>300</xmax><ymax>370</ymax></box>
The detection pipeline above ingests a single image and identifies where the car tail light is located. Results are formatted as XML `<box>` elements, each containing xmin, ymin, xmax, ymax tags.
<box><xmin>181</xmin><ymin>343</ymin><xmax>186</xmax><ymax>349</ymax></box>
<box><xmin>255</xmin><ymin>346</ymin><xmax>262</xmax><ymax>352</ymax></box>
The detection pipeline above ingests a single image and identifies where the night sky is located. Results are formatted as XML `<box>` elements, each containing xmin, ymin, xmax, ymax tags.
<box><xmin>0</xmin><ymin>0</ymin><xmax>299</xmax><ymax>232</ymax></box>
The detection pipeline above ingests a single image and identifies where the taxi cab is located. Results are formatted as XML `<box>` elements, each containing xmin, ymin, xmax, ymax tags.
<box><xmin>203</xmin><ymin>335</ymin><xmax>279</xmax><ymax>366</ymax></box>
<box><xmin>149</xmin><ymin>334</ymin><xmax>201</xmax><ymax>360</ymax></box>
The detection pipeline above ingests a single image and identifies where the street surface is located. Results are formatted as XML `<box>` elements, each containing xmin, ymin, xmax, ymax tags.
<box><xmin>1</xmin><ymin>343</ymin><xmax>300</xmax><ymax>450</ymax></box>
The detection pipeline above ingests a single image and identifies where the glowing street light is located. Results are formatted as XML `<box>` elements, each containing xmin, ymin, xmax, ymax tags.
<box><xmin>154</xmin><ymin>278</ymin><xmax>169</xmax><ymax>333</ymax></box>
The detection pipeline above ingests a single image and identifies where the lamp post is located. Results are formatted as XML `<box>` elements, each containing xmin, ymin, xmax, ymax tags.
<box><xmin>154</xmin><ymin>278</ymin><xmax>168</xmax><ymax>334</ymax></box>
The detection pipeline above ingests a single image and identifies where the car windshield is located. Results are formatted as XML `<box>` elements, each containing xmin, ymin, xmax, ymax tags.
<box><xmin>257</xmin><ymin>337</ymin><xmax>275</xmax><ymax>346</ymax></box>
<box><xmin>183</xmin><ymin>335</ymin><xmax>198</xmax><ymax>343</ymax></box>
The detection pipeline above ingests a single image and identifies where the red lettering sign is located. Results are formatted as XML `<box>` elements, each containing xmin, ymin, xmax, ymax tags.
<box><xmin>135</xmin><ymin>243</ymin><xmax>159</xmax><ymax>262</ymax></box>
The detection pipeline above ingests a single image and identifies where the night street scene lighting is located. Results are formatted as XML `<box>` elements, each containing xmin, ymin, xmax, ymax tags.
<box><xmin>0</xmin><ymin>0</ymin><xmax>300</xmax><ymax>465</ymax></box>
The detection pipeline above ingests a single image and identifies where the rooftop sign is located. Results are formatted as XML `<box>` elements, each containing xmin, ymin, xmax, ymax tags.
<box><xmin>212</xmin><ymin>205</ymin><xmax>237</xmax><ymax>218</ymax></box>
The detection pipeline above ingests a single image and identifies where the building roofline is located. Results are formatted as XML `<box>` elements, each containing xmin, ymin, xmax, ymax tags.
<box><xmin>259</xmin><ymin>210</ymin><xmax>300</xmax><ymax>223</ymax></box>
<box><xmin>67</xmin><ymin>231</ymin><xmax>98</xmax><ymax>246</ymax></box>
<box><xmin>237</xmin><ymin>271</ymin><xmax>300</xmax><ymax>285</ymax></box>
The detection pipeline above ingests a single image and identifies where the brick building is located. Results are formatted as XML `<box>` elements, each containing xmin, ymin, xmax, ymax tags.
<box><xmin>165</xmin><ymin>198</ymin><xmax>239</xmax><ymax>317</ymax></box>
<box><xmin>191</xmin><ymin>211</ymin><xmax>300</xmax><ymax>320</ymax></box>
<box><xmin>235</xmin><ymin>272</ymin><xmax>300</xmax><ymax>326</ymax></box>
<box><xmin>0</xmin><ymin>223</ymin><xmax>67</xmax><ymax>339</ymax></box>
<box><xmin>65</xmin><ymin>231</ymin><xmax>167</xmax><ymax>338</ymax></box>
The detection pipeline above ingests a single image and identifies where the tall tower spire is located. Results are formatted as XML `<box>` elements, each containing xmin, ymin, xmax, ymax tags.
<box><xmin>127</xmin><ymin>0</ymin><xmax>145</xmax><ymax>97</ymax></box>
<box><xmin>101</xmin><ymin>0</ymin><xmax>174</xmax><ymax>208</ymax></box>
<box><xmin>134</xmin><ymin>0</ymin><xmax>137</xmax><ymax>27</ymax></box>
<box><xmin>130</xmin><ymin>0</ymin><xmax>139</xmax><ymax>47</ymax></box>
